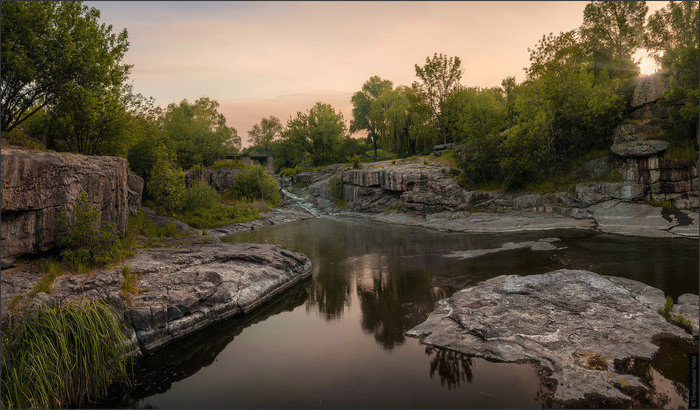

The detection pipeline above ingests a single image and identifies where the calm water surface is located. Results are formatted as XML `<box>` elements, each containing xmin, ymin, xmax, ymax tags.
<box><xmin>107</xmin><ymin>217</ymin><xmax>699</xmax><ymax>408</ymax></box>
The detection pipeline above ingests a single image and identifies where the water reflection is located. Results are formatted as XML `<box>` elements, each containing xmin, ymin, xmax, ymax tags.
<box><xmin>425</xmin><ymin>347</ymin><xmax>474</xmax><ymax>390</ymax></box>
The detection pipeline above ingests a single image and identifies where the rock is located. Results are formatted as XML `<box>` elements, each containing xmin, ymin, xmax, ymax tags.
<box><xmin>1</xmin><ymin>147</ymin><xmax>130</xmax><ymax>260</ymax></box>
<box><xmin>444</xmin><ymin>238</ymin><xmax>562</xmax><ymax>259</ymax></box>
<box><xmin>1</xmin><ymin>241</ymin><xmax>312</xmax><ymax>354</ymax></box>
<box><xmin>672</xmin><ymin>293</ymin><xmax>699</xmax><ymax>337</ymax></box>
<box><xmin>631</xmin><ymin>72</ymin><xmax>665</xmax><ymax>109</ymax></box>
<box><xmin>581</xmin><ymin>156</ymin><xmax>615</xmax><ymax>179</ymax></box>
<box><xmin>575</xmin><ymin>182</ymin><xmax>646</xmax><ymax>206</ymax></box>
<box><xmin>127</xmin><ymin>171</ymin><xmax>144</xmax><ymax>216</ymax></box>
<box><xmin>611</xmin><ymin>139</ymin><xmax>668</xmax><ymax>158</ymax></box>
<box><xmin>587</xmin><ymin>200</ymin><xmax>698</xmax><ymax>238</ymax></box>
<box><xmin>407</xmin><ymin>269</ymin><xmax>692</xmax><ymax>406</ymax></box>
<box><xmin>184</xmin><ymin>167</ymin><xmax>243</xmax><ymax>191</ymax></box>
<box><xmin>612</xmin><ymin>123</ymin><xmax>659</xmax><ymax>143</ymax></box>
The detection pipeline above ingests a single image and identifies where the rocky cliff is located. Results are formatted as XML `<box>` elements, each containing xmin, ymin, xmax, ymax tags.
<box><xmin>1</xmin><ymin>148</ymin><xmax>142</xmax><ymax>261</ymax></box>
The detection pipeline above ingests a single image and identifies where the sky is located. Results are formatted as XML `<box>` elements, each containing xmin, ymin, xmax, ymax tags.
<box><xmin>89</xmin><ymin>1</ymin><xmax>666</xmax><ymax>146</ymax></box>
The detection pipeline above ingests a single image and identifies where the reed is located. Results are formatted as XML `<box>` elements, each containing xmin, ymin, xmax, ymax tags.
<box><xmin>1</xmin><ymin>301</ymin><xmax>131</xmax><ymax>409</ymax></box>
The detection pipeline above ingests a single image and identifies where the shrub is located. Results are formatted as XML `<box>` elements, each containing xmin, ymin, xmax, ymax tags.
<box><xmin>212</xmin><ymin>158</ymin><xmax>247</xmax><ymax>169</ymax></box>
<box><xmin>329</xmin><ymin>176</ymin><xmax>345</xmax><ymax>205</ymax></box>
<box><xmin>176</xmin><ymin>203</ymin><xmax>260</xmax><ymax>229</ymax></box>
<box><xmin>146</xmin><ymin>150</ymin><xmax>186</xmax><ymax>215</ymax></box>
<box><xmin>0</xmin><ymin>301</ymin><xmax>131</xmax><ymax>409</ymax></box>
<box><xmin>279</xmin><ymin>164</ymin><xmax>304</xmax><ymax>178</ymax></box>
<box><xmin>127</xmin><ymin>214</ymin><xmax>180</xmax><ymax>238</ymax></box>
<box><xmin>57</xmin><ymin>192</ymin><xmax>133</xmax><ymax>272</ymax></box>
<box><xmin>226</xmin><ymin>165</ymin><xmax>280</xmax><ymax>205</ymax></box>
<box><xmin>179</xmin><ymin>181</ymin><xmax>220</xmax><ymax>213</ymax></box>
<box><xmin>121</xmin><ymin>267</ymin><xmax>140</xmax><ymax>305</ymax></box>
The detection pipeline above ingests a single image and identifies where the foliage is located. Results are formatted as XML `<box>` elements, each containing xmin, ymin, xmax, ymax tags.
<box><xmin>146</xmin><ymin>145</ymin><xmax>186</xmax><ymax>215</ymax></box>
<box><xmin>279</xmin><ymin>165</ymin><xmax>304</xmax><ymax>178</ymax></box>
<box><xmin>121</xmin><ymin>266</ymin><xmax>140</xmax><ymax>304</ymax></box>
<box><xmin>175</xmin><ymin>203</ymin><xmax>260</xmax><ymax>229</ymax></box>
<box><xmin>329</xmin><ymin>176</ymin><xmax>345</xmax><ymax>206</ymax></box>
<box><xmin>212</xmin><ymin>158</ymin><xmax>247</xmax><ymax>169</ymax></box>
<box><xmin>0</xmin><ymin>301</ymin><xmax>131</xmax><ymax>409</ymax></box>
<box><xmin>0</xmin><ymin>1</ymin><xmax>130</xmax><ymax>133</ymax></box>
<box><xmin>179</xmin><ymin>181</ymin><xmax>220</xmax><ymax>213</ymax></box>
<box><xmin>350</xmin><ymin>76</ymin><xmax>393</xmax><ymax>159</ymax></box>
<box><xmin>226</xmin><ymin>165</ymin><xmax>280</xmax><ymax>205</ymax></box>
<box><xmin>57</xmin><ymin>192</ymin><xmax>133</xmax><ymax>272</ymax></box>
<box><xmin>414</xmin><ymin>53</ymin><xmax>463</xmax><ymax>144</ymax></box>
<box><xmin>160</xmin><ymin>97</ymin><xmax>241</xmax><ymax>170</ymax></box>
<box><xmin>248</xmin><ymin>116</ymin><xmax>282</xmax><ymax>152</ymax></box>
<box><xmin>645</xmin><ymin>0</ymin><xmax>699</xmax><ymax>141</ymax></box>
<box><xmin>663</xmin><ymin>139</ymin><xmax>698</xmax><ymax>164</ymax></box>
<box><xmin>127</xmin><ymin>214</ymin><xmax>180</xmax><ymax>238</ymax></box>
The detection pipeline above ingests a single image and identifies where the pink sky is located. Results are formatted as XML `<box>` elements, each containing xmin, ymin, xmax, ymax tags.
<box><xmin>91</xmin><ymin>1</ymin><xmax>665</xmax><ymax>146</ymax></box>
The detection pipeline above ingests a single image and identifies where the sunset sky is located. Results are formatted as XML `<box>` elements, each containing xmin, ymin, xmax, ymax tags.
<box><xmin>90</xmin><ymin>1</ymin><xmax>666</xmax><ymax>146</ymax></box>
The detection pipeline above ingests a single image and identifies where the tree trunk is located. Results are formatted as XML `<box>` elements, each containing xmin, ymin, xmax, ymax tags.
<box><xmin>373</xmin><ymin>135</ymin><xmax>378</xmax><ymax>160</ymax></box>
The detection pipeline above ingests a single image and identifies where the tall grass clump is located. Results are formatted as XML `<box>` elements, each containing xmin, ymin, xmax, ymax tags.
<box><xmin>0</xmin><ymin>301</ymin><xmax>131</xmax><ymax>409</ymax></box>
<box><xmin>127</xmin><ymin>214</ymin><xmax>180</xmax><ymax>238</ymax></box>
<box><xmin>57</xmin><ymin>192</ymin><xmax>135</xmax><ymax>272</ymax></box>
<box><xmin>179</xmin><ymin>181</ymin><xmax>220</xmax><ymax>213</ymax></box>
<box><xmin>226</xmin><ymin>165</ymin><xmax>280</xmax><ymax>206</ymax></box>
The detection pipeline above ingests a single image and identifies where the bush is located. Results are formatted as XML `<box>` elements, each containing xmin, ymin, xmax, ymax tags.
<box><xmin>329</xmin><ymin>176</ymin><xmax>345</xmax><ymax>205</ymax></box>
<box><xmin>279</xmin><ymin>164</ymin><xmax>304</xmax><ymax>178</ymax></box>
<box><xmin>176</xmin><ymin>203</ymin><xmax>260</xmax><ymax>229</ymax></box>
<box><xmin>212</xmin><ymin>158</ymin><xmax>247</xmax><ymax>169</ymax></box>
<box><xmin>127</xmin><ymin>214</ymin><xmax>180</xmax><ymax>238</ymax></box>
<box><xmin>226</xmin><ymin>165</ymin><xmax>280</xmax><ymax>205</ymax></box>
<box><xmin>180</xmin><ymin>181</ymin><xmax>220</xmax><ymax>213</ymax></box>
<box><xmin>57</xmin><ymin>192</ymin><xmax>133</xmax><ymax>272</ymax></box>
<box><xmin>146</xmin><ymin>153</ymin><xmax>186</xmax><ymax>215</ymax></box>
<box><xmin>0</xmin><ymin>301</ymin><xmax>131</xmax><ymax>409</ymax></box>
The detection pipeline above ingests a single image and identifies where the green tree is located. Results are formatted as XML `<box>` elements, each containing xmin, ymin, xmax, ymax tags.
<box><xmin>414</xmin><ymin>53</ymin><xmax>463</xmax><ymax>144</ymax></box>
<box><xmin>350</xmin><ymin>76</ymin><xmax>393</xmax><ymax>159</ymax></box>
<box><xmin>146</xmin><ymin>144</ymin><xmax>186</xmax><ymax>214</ymax></box>
<box><xmin>160</xmin><ymin>97</ymin><xmax>241</xmax><ymax>170</ymax></box>
<box><xmin>1</xmin><ymin>1</ymin><xmax>130</xmax><ymax>132</ymax></box>
<box><xmin>248</xmin><ymin>115</ymin><xmax>282</xmax><ymax>152</ymax></box>
<box><xmin>645</xmin><ymin>0</ymin><xmax>699</xmax><ymax>141</ymax></box>
<box><xmin>280</xmin><ymin>102</ymin><xmax>348</xmax><ymax>166</ymax></box>
<box><xmin>375</xmin><ymin>86</ymin><xmax>435</xmax><ymax>156</ymax></box>
<box><xmin>580</xmin><ymin>1</ymin><xmax>648</xmax><ymax>75</ymax></box>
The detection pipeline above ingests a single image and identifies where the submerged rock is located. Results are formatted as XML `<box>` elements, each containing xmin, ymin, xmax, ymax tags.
<box><xmin>407</xmin><ymin>269</ymin><xmax>694</xmax><ymax>406</ymax></box>
<box><xmin>444</xmin><ymin>238</ymin><xmax>562</xmax><ymax>259</ymax></box>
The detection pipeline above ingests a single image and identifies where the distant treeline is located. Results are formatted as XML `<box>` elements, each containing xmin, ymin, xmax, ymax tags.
<box><xmin>2</xmin><ymin>1</ymin><xmax>698</xmax><ymax>193</ymax></box>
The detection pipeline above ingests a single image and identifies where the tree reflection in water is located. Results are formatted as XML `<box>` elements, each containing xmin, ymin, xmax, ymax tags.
<box><xmin>424</xmin><ymin>346</ymin><xmax>474</xmax><ymax>390</ymax></box>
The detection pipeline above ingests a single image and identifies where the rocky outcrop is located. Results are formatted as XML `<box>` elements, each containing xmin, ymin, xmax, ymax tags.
<box><xmin>1</xmin><ymin>148</ymin><xmax>134</xmax><ymax>261</ymax></box>
<box><xmin>629</xmin><ymin>72</ymin><xmax>666</xmax><ymax>118</ymax></box>
<box><xmin>184</xmin><ymin>167</ymin><xmax>244</xmax><ymax>191</ymax></box>
<box><xmin>408</xmin><ymin>269</ymin><xmax>695</xmax><ymax>406</ymax></box>
<box><xmin>0</xmin><ymin>241</ymin><xmax>312</xmax><ymax>355</ymax></box>
<box><xmin>127</xmin><ymin>171</ymin><xmax>144</xmax><ymax>216</ymax></box>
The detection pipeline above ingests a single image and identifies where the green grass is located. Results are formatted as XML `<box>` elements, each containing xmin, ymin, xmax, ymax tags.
<box><xmin>120</xmin><ymin>267</ymin><xmax>140</xmax><ymax>305</ymax></box>
<box><xmin>658</xmin><ymin>296</ymin><xmax>694</xmax><ymax>334</ymax></box>
<box><xmin>428</xmin><ymin>150</ymin><xmax>459</xmax><ymax>168</ymax></box>
<box><xmin>175</xmin><ymin>202</ymin><xmax>261</xmax><ymax>229</ymax></box>
<box><xmin>212</xmin><ymin>158</ymin><xmax>247</xmax><ymax>169</ymax></box>
<box><xmin>648</xmin><ymin>198</ymin><xmax>676</xmax><ymax>209</ymax></box>
<box><xmin>329</xmin><ymin>176</ymin><xmax>345</xmax><ymax>207</ymax></box>
<box><xmin>362</xmin><ymin>149</ymin><xmax>396</xmax><ymax>162</ymax></box>
<box><xmin>0</xmin><ymin>301</ymin><xmax>131</xmax><ymax>409</ymax></box>
<box><xmin>664</xmin><ymin>140</ymin><xmax>698</xmax><ymax>164</ymax></box>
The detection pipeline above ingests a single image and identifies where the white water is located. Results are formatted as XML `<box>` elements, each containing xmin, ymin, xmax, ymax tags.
<box><xmin>281</xmin><ymin>189</ymin><xmax>319</xmax><ymax>215</ymax></box>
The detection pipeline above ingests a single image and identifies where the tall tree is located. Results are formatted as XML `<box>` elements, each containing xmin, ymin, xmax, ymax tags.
<box><xmin>160</xmin><ymin>97</ymin><xmax>240</xmax><ymax>170</ymax></box>
<box><xmin>280</xmin><ymin>102</ymin><xmax>348</xmax><ymax>166</ymax></box>
<box><xmin>350</xmin><ymin>76</ymin><xmax>393</xmax><ymax>159</ymax></box>
<box><xmin>1</xmin><ymin>1</ymin><xmax>130</xmax><ymax>132</ymax></box>
<box><xmin>645</xmin><ymin>0</ymin><xmax>699</xmax><ymax>141</ymax></box>
<box><xmin>248</xmin><ymin>116</ymin><xmax>282</xmax><ymax>152</ymax></box>
<box><xmin>580</xmin><ymin>1</ymin><xmax>648</xmax><ymax>75</ymax></box>
<box><xmin>414</xmin><ymin>53</ymin><xmax>463</xmax><ymax>144</ymax></box>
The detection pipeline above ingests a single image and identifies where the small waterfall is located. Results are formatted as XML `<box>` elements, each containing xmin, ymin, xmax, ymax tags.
<box><xmin>281</xmin><ymin>189</ymin><xmax>319</xmax><ymax>215</ymax></box>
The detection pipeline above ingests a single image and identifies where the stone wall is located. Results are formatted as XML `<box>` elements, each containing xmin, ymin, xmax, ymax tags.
<box><xmin>1</xmin><ymin>148</ymin><xmax>139</xmax><ymax>261</ymax></box>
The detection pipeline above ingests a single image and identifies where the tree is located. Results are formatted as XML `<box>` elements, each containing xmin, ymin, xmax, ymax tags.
<box><xmin>580</xmin><ymin>1</ymin><xmax>648</xmax><ymax>75</ymax></box>
<box><xmin>414</xmin><ymin>53</ymin><xmax>463</xmax><ymax>144</ymax></box>
<box><xmin>374</xmin><ymin>86</ymin><xmax>434</xmax><ymax>156</ymax></box>
<box><xmin>160</xmin><ymin>97</ymin><xmax>240</xmax><ymax>170</ymax></box>
<box><xmin>1</xmin><ymin>1</ymin><xmax>130</xmax><ymax>132</ymax></box>
<box><xmin>248</xmin><ymin>116</ymin><xmax>282</xmax><ymax>152</ymax></box>
<box><xmin>645</xmin><ymin>0</ymin><xmax>699</xmax><ymax>141</ymax></box>
<box><xmin>350</xmin><ymin>76</ymin><xmax>393</xmax><ymax>159</ymax></box>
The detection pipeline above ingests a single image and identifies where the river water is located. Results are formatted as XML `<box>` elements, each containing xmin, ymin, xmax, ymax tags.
<box><xmin>104</xmin><ymin>216</ymin><xmax>698</xmax><ymax>408</ymax></box>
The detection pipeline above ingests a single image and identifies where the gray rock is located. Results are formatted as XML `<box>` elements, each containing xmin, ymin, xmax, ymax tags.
<box><xmin>444</xmin><ymin>238</ymin><xmax>562</xmax><ymax>259</ymax></box>
<box><xmin>127</xmin><ymin>171</ymin><xmax>144</xmax><ymax>216</ymax></box>
<box><xmin>612</xmin><ymin>123</ymin><xmax>659</xmax><ymax>143</ymax></box>
<box><xmin>611</xmin><ymin>139</ymin><xmax>668</xmax><ymax>158</ymax></box>
<box><xmin>1</xmin><ymin>241</ymin><xmax>312</xmax><ymax>354</ymax></box>
<box><xmin>631</xmin><ymin>72</ymin><xmax>665</xmax><ymax>109</ymax></box>
<box><xmin>581</xmin><ymin>156</ymin><xmax>615</xmax><ymax>179</ymax></box>
<box><xmin>575</xmin><ymin>182</ymin><xmax>646</xmax><ymax>206</ymax></box>
<box><xmin>407</xmin><ymin>269</ymin><xmax>692</xmax><ymax>405</ymax></box>
<box><xmin>672</xmin><ymin>293</ymin><xmax>699</xmax><ymax>337</ymax></box>
<box><xmin>588</xmin><ymin>200</ymin><xmax>698</xmax><ymax>238</ymax></box>
<box><xmin>184</xmin><ymin>167</ymin><xmax>244</xmax><ymax>191</ymax></box>
<box><xmin>1</xmin><ymin>147</ymin><xmax>130</xmax><ymax>260</ymax></box>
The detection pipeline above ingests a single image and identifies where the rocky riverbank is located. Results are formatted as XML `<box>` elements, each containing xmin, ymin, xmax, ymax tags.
<box><xmin>1</xmin><ymin>240</ymin><xmax>312</xmax><ymax>355</ymax></box>
<box><xmin>407</xmin><ymin>269</ymin><xmax>699</xmax><ymax>407</ymax></box>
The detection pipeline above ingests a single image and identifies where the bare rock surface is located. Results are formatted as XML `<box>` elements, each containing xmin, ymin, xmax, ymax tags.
<box><xmin>407</xmin><ymin>269</ymin><xmax>693</xmax><ymax>406</ymax></box>
<box><xmin>1</xmin><ymin>147</ymin><xmax>134</xmax><ymax>260</ymax></box>
<box><xmin>588</xmin><ymin>200</ymin><xmax>698</xmax><ymax>238</ymax></box>
<box><xmin>1</xmin><ymin>241</ymin><xmax>312</xmax><ymax>355</ymax></box>
<box><xmin>444</xmin><ymin>238</ymin><xmax>563</xmax><ymax>259</ymax></box>
<box><xmin>672</xmin><ymin>293</ymin><xmax>699</xmax><ymax>337</ymax></box>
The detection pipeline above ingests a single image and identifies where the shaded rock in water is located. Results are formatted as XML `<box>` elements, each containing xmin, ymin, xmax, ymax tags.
<box><xmin>444</xmin><ymin>238</ymin><xmax>562</xmax><ymax>259</ymax></box>
<box><xmin>0</xmin><ymin>241</ymin><xmax>312</xmax><ymax>355</ymax></box>
<box><xmin>407</xmin><ymin>269</ymin><xmax>694</xmax><ymax>406</ymax></box>
<box><xmin>588</xmin><ymin>200</ymin><xmax>698</xmax><ymax>238</ymax></box>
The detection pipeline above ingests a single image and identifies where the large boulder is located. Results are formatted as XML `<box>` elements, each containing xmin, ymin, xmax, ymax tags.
<box><xmin>630</xmin><ymin>72</ymin><xmax>665</xmax><ymax>109</ymax></box>
<box><xmin>1</xmin><ymin>148</ymin><xmax>130</xmax><ymax>260</ymax></box>
<box><xmin>0</xmin><ymin>241</ymin><xmax>312</xmax><ymax>354</ymax></box>
<box><xmin>127</xmin><ymin>171</ymin><xmax>144</xmax><ymax>216</ymax></box>
<box><xmin>184</xmin><ymin>167</ymin><xmax>243</xmax><ymax>191</ymax></box>
<box><xmin>611</xmin><ymin>139</ymin><xmax>668</xmax><ymax>158</ymax></box>
<box><xmin>408</xmin><ymin>269</ymin><xmax>694</xmax><ymax>406</ymax></box>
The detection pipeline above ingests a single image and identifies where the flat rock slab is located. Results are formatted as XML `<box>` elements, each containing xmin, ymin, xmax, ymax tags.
<box><xmin>1</xmin><ymin>241</ymin><xmax>312</xmax><ymax>354</ymax></box>
<box><xmin>611</xmin><ymin>139</ymin><xmax>668</xmax><ymax>158</ymax></box>
<box><xmin>408</xmin><ymin>269</ymin><xmax>694</xmax><ymax>406</ymax></box>
<box><xmin>589</xmin><ymin>200</ymin><xmax>699</xmax><ymax>238</ymax></box>
<box><xmin>444</xmin><ymin>238</ymin><xmax>563</xmax><ymax>259</ymax></box>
